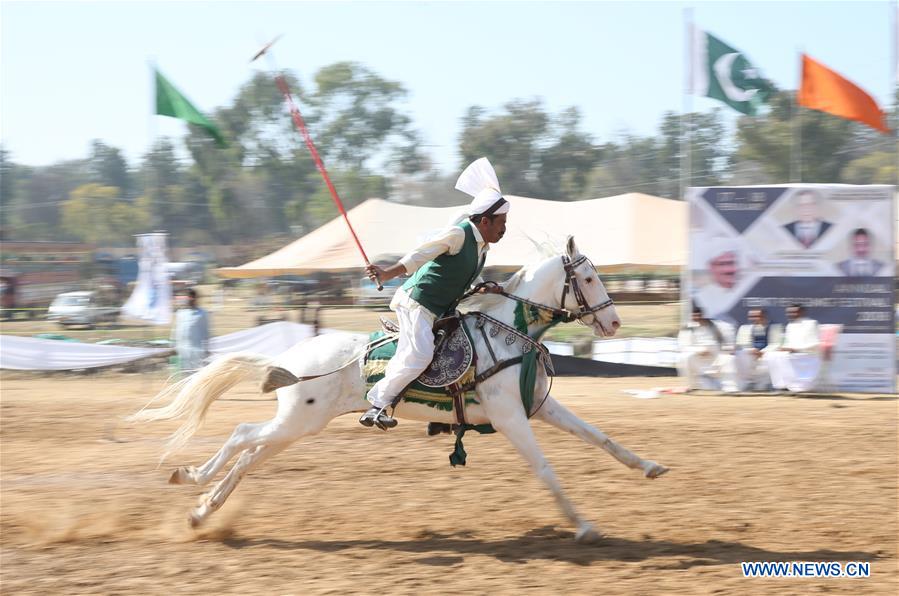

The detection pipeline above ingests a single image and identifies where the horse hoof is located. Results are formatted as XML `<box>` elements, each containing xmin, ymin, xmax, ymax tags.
<box><xmin>643</xmin><ymin>461</ymin><xmax>669</xmax><ymax>479</ymax></box>
<box><xmin>188</xmin><ymin>509</ymin><xmax>205</xmax><ymax>528</ymax></box>
<box><xmin>169</xmin><ymin>466</ymin><xmax>195</xmax><ymax>485</ymax></box>
<box><xmin>575</xmin><ymin>524</ymin><xmax>602</xmax><ymax>544</ymax></box>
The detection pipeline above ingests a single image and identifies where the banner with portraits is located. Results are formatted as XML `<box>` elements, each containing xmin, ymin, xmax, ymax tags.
<box><xmin>687</xmin><ymin>185</ymin><xmax>895</xmax><ymax>394</ymax></box>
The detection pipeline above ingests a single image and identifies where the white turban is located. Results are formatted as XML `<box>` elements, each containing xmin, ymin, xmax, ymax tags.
<box><xmin>691</xmin><ymin>235</ymin><xmax>741</xmax><ymax>269</ymax></box>
<box><xmin>455</xmin><ymin>157</ymin><xmax>510</xmax><ymax>216</ymax></box>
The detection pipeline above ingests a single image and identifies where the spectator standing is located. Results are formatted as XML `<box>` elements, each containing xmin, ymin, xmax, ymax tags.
<box><xmin>172</xmin><ymin>288</ymin><xmax>211</xmax><ymax>374</ymax></box>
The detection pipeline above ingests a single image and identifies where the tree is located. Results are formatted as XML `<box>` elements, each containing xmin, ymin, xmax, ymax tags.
<box><xmin>734</xmin><ymin>89</ymin><xmax>855</xmax><ymax>183</ymax></box>
<box><xmin>581</xmin><ymin>109</ymin><xmax>727</xmax><ymax>200</ymax></box>
<box><xmin>304</xmin><ymin>169</ymin><xmax>389</xmax><ymax>228</ymax></box>
<box><xmin>458</xmin><ymin>100</ymin><xmax>549</xmax><ymax>198</ymax></box>
<box><xmin>138</xmin><ymin>139</ymin><xmax>183</xmax><ymax>231</ymax></box>
<box><xmin>309</xmin><ymin>62</ymin><xmax>422</xmax><ymax>174</ymax></box>
<box><xmin>841</xmin><ymin>86</ymin><xmax>898</xmax><ymax>185</ymax></box>
<box><xmin>88</xmin><ymin>140</ymin><xmax>132</xmax><ymax>196</ymax></box>
<box><xmin>842</xmin><ymin>151</ymin><xmax>897</xmax><ymax>184</ymax></box>
<box><xmin>12</xmin><ymin>160</ymin><xmax>91</xmax><ymax>239</ymax></box>
<box><xmin>537</xmin><ymin>108</ymin><xmax>602</xmax><ymax>200</ymax></box>
<box><xmin>0</xmin><ymin>146</ymin><xmax>16</xmax><ymax>230</ymax></box>
<box><xmin>62</xmin><ymin>183</ymin><xmax>149</xmax><ymax>245</ymax></box>
<box><xmin>582</xmin><ymin>136</ymin><xmax>662</xmax><ymax>199</ymax></box>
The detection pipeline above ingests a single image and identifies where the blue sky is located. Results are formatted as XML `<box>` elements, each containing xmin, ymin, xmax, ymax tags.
<box><xmin>1</xmin><ymin>1</ymin><xmax>896</xmax><ymax>173</ymax></box>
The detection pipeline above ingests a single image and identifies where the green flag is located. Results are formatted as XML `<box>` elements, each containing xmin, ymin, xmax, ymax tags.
<box><xmin>691</xmin><ymin>30</ymin><xmax>774</xmax><ymax>115</ymax></box>
<box><xmin>155</xmin><ymin>68</ymin><xmax>225</xmax><ymax>146</ymax></box>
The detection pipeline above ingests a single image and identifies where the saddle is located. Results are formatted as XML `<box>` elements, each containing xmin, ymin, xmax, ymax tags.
<box><xmin>371</xmin><ymin>310</ymin><xmax>554</xmax><ymax>466</ymax></box>
<box><xmin>379</xmin><ymin>314</ymin><xmax>474</xmax><ymax>388</ymax></box>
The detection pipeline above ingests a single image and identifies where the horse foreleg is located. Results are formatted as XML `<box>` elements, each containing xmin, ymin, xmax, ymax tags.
<box><xmin>169</xmin><ymin>421</ymin><xmax>270</xmax><ymax>486</ymax></box>
<box><xmin>189</xmin><ymin>441</ymin><xmax>289</xmax><ymax>527</ymax></box>
<box><xmin>488</xmin><ymin>403</ymin><xmax>599</xmax><ymax>542</ymax></box>
<box><xmin>535</xmin><ymin>395</ymin><xmax>669</xmax><ymax>479</ymax></box>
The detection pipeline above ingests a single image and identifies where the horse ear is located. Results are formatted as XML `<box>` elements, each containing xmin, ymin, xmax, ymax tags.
<box><xmin>566</xmin><ymin>235</ymin><xmax>578</xmax><ymax>258</ymax></box>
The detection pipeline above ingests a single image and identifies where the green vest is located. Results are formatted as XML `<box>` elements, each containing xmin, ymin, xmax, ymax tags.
<box><xmin>402</xmin><ymin>220</ymin><xmax>485</xmax><ymax>317</ymax></box>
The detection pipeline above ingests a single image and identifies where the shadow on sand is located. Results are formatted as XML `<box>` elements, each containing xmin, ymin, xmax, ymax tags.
<box><xmin>222</xmin><ymin>526</ymin><xmax>881</xmax><ymax>568</ymax></box>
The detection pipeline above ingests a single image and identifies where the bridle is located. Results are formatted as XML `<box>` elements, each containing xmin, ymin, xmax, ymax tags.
<box><xmin>464</xmin><ymin>255</ymin><xmax>615</xmax><ymax>326</ymax></box>
<box><xmin>559</xmin><ymin>254</ymin><xmax>615</xmax><ymax>325</ymax></box>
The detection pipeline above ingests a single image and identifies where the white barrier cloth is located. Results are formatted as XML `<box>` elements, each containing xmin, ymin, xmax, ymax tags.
<box><xmin>0</xmin><ymin>335</ymin><xmax>170</xmax><ymax>370</ymax></box>
<box><xmin>1</xmin><ymin>321</ymin><xmax>323</xmax><ymax>371</ymax></box>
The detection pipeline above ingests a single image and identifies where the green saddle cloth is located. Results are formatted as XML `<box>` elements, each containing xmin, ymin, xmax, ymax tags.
<box><xmin>364</xmin><ymin>331</ymin><xmax>479</xmax><ymax>411</ymax></box>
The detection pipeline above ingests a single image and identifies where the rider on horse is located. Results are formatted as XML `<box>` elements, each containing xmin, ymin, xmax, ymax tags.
<box><xmin>359</xmin><ymin>158</ymin><xmax>509</xmax><ymax>429</ymax></box>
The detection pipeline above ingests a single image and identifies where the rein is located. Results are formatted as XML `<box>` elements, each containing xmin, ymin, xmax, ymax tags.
<box><xmin>462</xmin><ymin>255</ymin><xmax>615</xmax><ymax>325</ymax></box>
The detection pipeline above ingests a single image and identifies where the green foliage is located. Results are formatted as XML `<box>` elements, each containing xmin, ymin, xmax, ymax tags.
<box><xmin>0</xmin><ymin>146</ymin><xmax>16</xmax><ymax>229</ymax></box>
<box><xmin>735</xmin><ymin>90</ymin><xmax>855</xmax><ymax>182</ymax></box>
<box><xmin>4</xmin><ymin>68</ymin><xmax>895</xmax><ymax>249</ymax></box>
<box><xmin>88</xmin><ymin>140</ymin><xmax>132</xmax><ymax>196</ymax></box>
<box><xmin>843</xmin><ymin>151</ymin><xmax>897</xmax><ymax>184</ymax></box>
<box><xmin>459</xmin><ymin>100</ymin><xmax>550</xmax><ymax>197</ymax></box>
<box><xmin>304</xmin><ymin>169</ymin><xmax>389</xmax><ymax>228</ymax></box>
<box><xmin>310</xmin><ymin>62</ymin><xmax>421</xmax><ymax>173</ymax></box>
<box><xmin>61</xmin><ymin>184</ymin><xmax>150</xmax><ymax>244</ymax></box>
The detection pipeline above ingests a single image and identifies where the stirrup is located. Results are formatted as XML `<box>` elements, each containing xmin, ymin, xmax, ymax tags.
<box><xmin>359</xmin><ymin>406</ymin><xmax>398</xmax><ymax>430</ymax></box>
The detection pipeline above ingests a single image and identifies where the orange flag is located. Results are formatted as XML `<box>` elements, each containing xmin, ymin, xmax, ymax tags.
<box><xmin>798</xmin><ymin>53</ymin><xmax>890</xmax><ymax>134</ymax></box>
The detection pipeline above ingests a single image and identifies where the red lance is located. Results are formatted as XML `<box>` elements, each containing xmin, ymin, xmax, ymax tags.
<box><xmin>252</xmin><ymin>37</ymin><xmax>382</xmax><ymax>289</ymax></box>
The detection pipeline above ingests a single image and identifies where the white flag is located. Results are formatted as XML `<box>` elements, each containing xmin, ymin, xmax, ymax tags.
<box><xmin>122</xmin><ymin>233</ymin><xmax>172</xmax><ymax>325</ymax></box>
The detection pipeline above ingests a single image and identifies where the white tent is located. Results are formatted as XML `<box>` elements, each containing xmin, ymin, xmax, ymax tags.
<box><xmin>218</xmin><ymin>193</ymin><xmax>687</xmax><ymax>278</ymax></box>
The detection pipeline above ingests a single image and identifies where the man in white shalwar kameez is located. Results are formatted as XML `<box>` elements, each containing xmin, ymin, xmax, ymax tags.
<box><xmin>359</xmin><ymin>158</ymin><xmax>509</xmax><ymax>429</ymax></box>
<box><xmin>731</xmin><ymin>308</ymin><xmax>783</xmax><ymax>391</ymax></box>
<box><xmin>764</xmin><ymin>304</ymin><xmax>821</xmax><ymax>392</ymax></box>
<box><xmin>677</xmin><ymin>306</ymin><xmax>733</xmax><ymax>391</ymax></box>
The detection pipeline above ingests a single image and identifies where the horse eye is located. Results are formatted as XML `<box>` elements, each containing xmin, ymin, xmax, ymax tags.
<box><xmin>585</xmin><ymin>277</ymin><xmax>593</xmax><ymax>284</ymax></box>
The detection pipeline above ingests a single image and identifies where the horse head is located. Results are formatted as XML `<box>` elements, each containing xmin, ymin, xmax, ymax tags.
<box><xmin>559</xmin><ymin>236</ymin><xmax>621</xmax><ymax>337</ymax></box>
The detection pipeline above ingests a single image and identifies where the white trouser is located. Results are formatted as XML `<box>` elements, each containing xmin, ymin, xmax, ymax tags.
<box><xmin>366</xmin><ymin>304</ymin><xmax>436</xmax><ymax>408</ymax></box>
<box><xmin>764</xmin><ymin>351</ymin><xmax>821</xmax><ymax>392</ymax></box>
<box><xmin>677</xmin><ymin>350</ymin><xmax>720</xmax><ymax>390</ymax></box>
<box><xmin>733</xmin><ymin>349</ymin><xmax>771</xmax><ymax>391</ymax></box>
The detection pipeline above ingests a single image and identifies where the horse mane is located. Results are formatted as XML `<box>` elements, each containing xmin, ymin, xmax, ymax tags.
<box><xmin>460</xmin><ymin>236</ymin><xmax>564</xmax><ymax>312</ymax></box>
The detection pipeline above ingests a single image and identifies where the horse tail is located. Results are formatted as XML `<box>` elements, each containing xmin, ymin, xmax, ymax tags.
<box><xmin>127</xmin><ymin>352</ymin><xmax>273</xmax><ymax>460</ymax></box>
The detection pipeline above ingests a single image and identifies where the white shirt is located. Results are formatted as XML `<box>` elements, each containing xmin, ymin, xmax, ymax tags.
<box><xmin>678</xmin><ymin>322</ymin><xmax>722</xmax><ymax>354</ymax></box>
<box><xmin>399</xmin><ymin>224</ymin><xmax>488</xmax><ymax>275</ymax></box>
<box><xmin>781</xmin><ymin>317</ymin><xmax>820</xmax><ymax>354</ymax></box>
<box><xmin>797</xmin><ymin>221</ymin><xmax>821</xmax><ymax>246</ymax></box>
<box><xmin>391</xmin><ymin>223</ymin><xmax>489</xmax><ymax>315</ymax></box>
<box><xmin>850</xmin><ymin>259</ymin><xmax>872</xmax><ymax>276</ymax></box>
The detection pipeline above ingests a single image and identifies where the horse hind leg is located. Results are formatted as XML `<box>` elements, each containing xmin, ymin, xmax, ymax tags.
<box><xmin>535</xmin><ymin>395</ymin><xmax>669</xmax><ymax>479</ymax></box>
<box><xmin>169</xmin><ymin>421</ymin><xmax>269</xmax><ymax>486</ymax></box>
<box><xmin>189</xmin><ymin>441</ymin><xmax>288</xmax><ymax>528</ymax></box>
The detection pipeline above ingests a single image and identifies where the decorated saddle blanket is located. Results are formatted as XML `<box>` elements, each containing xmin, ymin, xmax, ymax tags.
<box><xmin>364</xmin><ymin>326</ymin><xmax>479</xmax><ymax>411</ymax></box>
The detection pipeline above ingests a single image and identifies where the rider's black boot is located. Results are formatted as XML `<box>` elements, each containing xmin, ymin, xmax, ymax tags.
<box><xmin>359</xmin><ymin>406</ymin><xmax>398</xmax><ymax>430</ymax></box>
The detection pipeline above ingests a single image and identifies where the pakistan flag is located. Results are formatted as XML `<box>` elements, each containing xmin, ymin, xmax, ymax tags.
<box><xmin>692</xmin><ymin>30</ymin><xmax>774</xmax><ymax>115</ymax></box>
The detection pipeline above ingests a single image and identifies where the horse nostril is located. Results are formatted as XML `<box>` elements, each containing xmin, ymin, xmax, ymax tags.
<box><xmin>611</xmin><ymin>320</ymin><xmax>620</xmax><ymax>330</ymax></box>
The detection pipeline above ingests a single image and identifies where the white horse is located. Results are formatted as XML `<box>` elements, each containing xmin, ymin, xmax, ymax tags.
<box><xmin>129</xmin><ymin>237</ymin><xmax>668</xmax><ymax>542</ymax></box>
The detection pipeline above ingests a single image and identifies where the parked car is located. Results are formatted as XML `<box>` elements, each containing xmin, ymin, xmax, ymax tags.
<box><xmin>47</xmin><ymin>290</ymin><xmax>120</xmax><ymax>328</ymax></box>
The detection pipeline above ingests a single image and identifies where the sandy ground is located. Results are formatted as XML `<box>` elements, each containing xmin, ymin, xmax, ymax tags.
<box><xmin>1</xmin><ymin>372</ymin><xmax>896</xmax><ymax>595</ymax></box>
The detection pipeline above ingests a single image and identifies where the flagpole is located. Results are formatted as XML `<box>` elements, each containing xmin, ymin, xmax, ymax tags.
<box><xmin>891</xmin><ymin>0</ymin><xmax>898</xmax><ymax>395</ymax></box>
<box><xmin>147</xmin><ymin>58</ymin><xmax>159</xmax><ymax>229</ymax></box>
<box><xmin>146</xmin><ymin>59</ymin><xmax>156</xmax><ymax>388</ymax></box>
<box><xmin>790</xmin><ymin>50</ymin><xmax>802</xmax><ymax>182</ymax></box>
<box><xmin>680</xmin><ymin>7</ymin><xmax>694</xmax><ymax>327</ymax></box>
